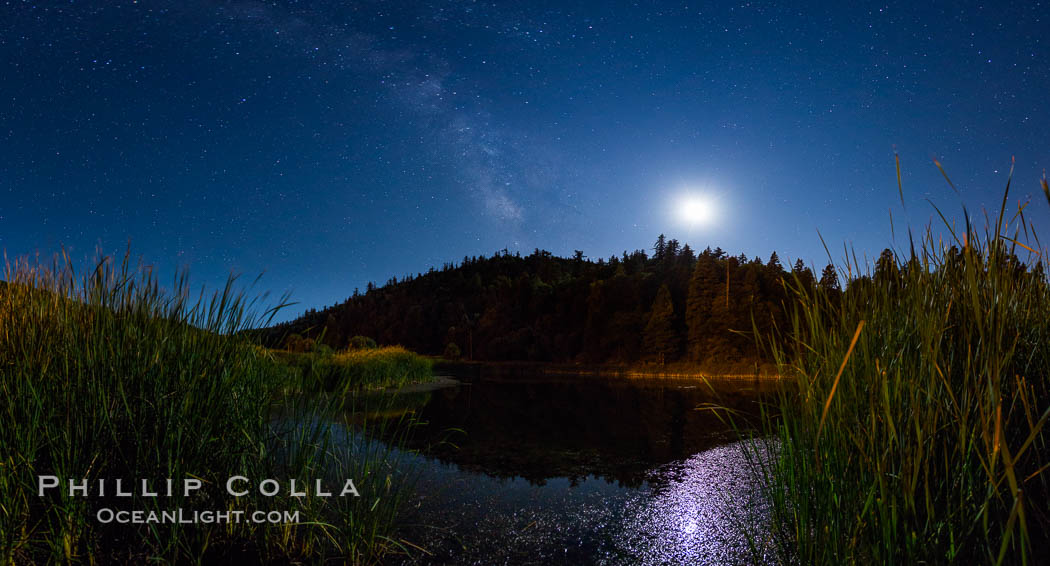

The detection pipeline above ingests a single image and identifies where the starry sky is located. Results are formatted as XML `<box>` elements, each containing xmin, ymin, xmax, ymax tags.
<box><xmin>3</xmin><ymin>1</ymin><xmax>1048</xmax><ymax>321</ymax></box>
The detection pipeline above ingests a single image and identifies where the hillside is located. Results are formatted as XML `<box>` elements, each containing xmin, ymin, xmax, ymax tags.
<box><xmin>265</xmin><ymin>236</ymin><xmax>844</xmax><ymax>367</ymax></box>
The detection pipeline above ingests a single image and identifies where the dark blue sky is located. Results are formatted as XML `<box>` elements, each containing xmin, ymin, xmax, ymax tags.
<box><xmin>3</xmin><ymin>1</ymin><xmax>1048</xmax><ymax>320</ymax></box>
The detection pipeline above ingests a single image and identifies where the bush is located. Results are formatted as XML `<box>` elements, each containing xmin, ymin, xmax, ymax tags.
<box><xmin>283</xmin><ymin>332</ymin><xmax>316</xmax><ymax>353</ymax></box>
<box><xmin>443</xmin><ymin>342</ymin><xmax>462</xmax><ymax>360</ymax></box>
<box><xmin>347</xmin><ymin>335</ymin><xmax>378</xmax><ymax>350</ymax></box>
<box><xmin>314</xmin><ymin>342</ymin><xmax>334</xmax><ymax>356</ymax></box>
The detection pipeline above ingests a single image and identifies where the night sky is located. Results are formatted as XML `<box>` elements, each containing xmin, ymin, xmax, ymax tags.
<box><xmin>3</xmin><ymin>1</ymin><xmax>1048</xmax><ymax>320</ymax></box>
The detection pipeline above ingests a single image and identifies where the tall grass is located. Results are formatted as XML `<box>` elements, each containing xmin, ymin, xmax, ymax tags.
<box><xmin>750</xmin><ymin>176</ymin><xmax>1050</xmax><ymax>564</ymax></box>
<box><xmin>0</xmin><ymin>251</ymin><xmax>417</xmax><ymax>564</ymax></box>
<box><xmin>273</xmin><ymin>346</ymin><xmax>433</xmax><ymax>393</ymax></box>
<box><xmin>332</xmin><ymin>347</ymin><xmax>433</xmax><ymax>392</ymax></box>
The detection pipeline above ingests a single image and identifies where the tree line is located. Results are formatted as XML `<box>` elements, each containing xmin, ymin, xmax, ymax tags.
<box><xmin>264</xmin><ymin>235</ymin><xmax>847</xmax><ymax>367</ymax></box>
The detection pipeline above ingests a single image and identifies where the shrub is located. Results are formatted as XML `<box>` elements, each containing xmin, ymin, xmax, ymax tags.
<box><xmin>347</xmin><ymin>335</ymin><xmax>378</xmax><ymax>350</ymax></box>
<box><xmin>443</xmin><ymin>342</ymin><xmax>462</xmax><ymax>360</ymax></box>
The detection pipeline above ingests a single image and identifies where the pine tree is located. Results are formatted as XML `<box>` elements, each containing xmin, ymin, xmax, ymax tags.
<box><xmin>679</xmin><ymin>244</ymin><xmax>696</xmax><ymax>265</ymax></box>
<box><xmin>701</xmin><ymin>256</ymin><xmax>740</xmax><ymax>362</ymax></box>
<box><xmin>644</xmin><ymin>284</ymin><xmax>678</xmax><ymax>363</ymax></box>
<box><xmin>767</xmin><ymin>251</ymin><xmax>783</xmax><ymax>272</ymax></box>
<box><xmin>731</xmin><ymin>263</ymin><xmax>762</xmax><ymax>358</ymax></box>
<box><xmin>686</xmin><ymin>252</ymin><xmax>720</xmax><ymax>361</ymax></box>
<box><xmin>653</xmin><ymin>234</ymin><xmax>667</xmax><ymax>260</ymax></box>
<box><xmin>793</xmin><ymin>258</ymin><xmax>815</xmax><ymax>289</ymax></box>
<box><xmin>573</xmin><ymin>250</ymin><xmax>586</xmax><ymax>276</ymax></box>
<box><xmin>874</xmin><ymin>248</ymin><xmax>899</xmax><ymax>282</ymax></box>
<box><xmin>819</xmin><ymin>263</ymin><xmax>840</xmax><ymax>291</ymax></box>
<box><xmin>666</xmin><ymin>238</ymin><xmax>681</xmax><ymax>259</ymax></box>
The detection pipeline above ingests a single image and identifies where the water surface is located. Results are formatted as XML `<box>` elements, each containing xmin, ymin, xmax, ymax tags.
<box><xmin>360</xmin><ymin>375</ymin><xmax>774</xmax><ymax>565</ymax></box>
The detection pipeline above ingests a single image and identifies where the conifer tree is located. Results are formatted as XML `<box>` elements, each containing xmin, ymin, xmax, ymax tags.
<box><xmin>793</xmin><ymin>258</ymin><xmax>816</xmax><ymax>289</ymax></box>
<box><xmin>679</xmin><ymin>244</ymin><xmax>696</xmax><ymax>265</ymax></box>
<box><xmin>644</xmin><ymin>284</ymin><xmax>678</xmax><ymax>363</ymax></box>
<box><xmin>874</xmin><ymin>248</ymin><xmax>899</xmax><ymax>282</ymax></box>
<box><xmin>686</xmin><ymin>252</ymin><xmax>720</xmax><ymax>360</ymax></box>
<box><xmin>819</xmin><ymin>263</ymin><xmax>840</xmax><ymax>291</ymax></box>
<box><xmin>653</xmin><ymin>234</ymin><xmax>667</xmax><ymax>260</ymax></box>
<box><xmin>767</xmin><ymin>251</ymin><xmax>783</xmax><ymax>272</ymax></box>
<box><xmin>666</xmin><ymin>238</ymin><xmax>681</xmax><ymax>258</ymax></box>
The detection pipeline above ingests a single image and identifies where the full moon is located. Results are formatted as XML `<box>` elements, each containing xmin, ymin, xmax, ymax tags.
<box><xmin>675</xmin><ymin>194</ymin><xmax>717</xmax><ymax>228</ymax></box>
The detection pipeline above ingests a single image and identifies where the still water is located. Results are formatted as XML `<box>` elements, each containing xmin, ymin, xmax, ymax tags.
<box><xmin>361</xmin><ymin>375</ymin><xmax>774</xmax><ymax>565</ymax></box>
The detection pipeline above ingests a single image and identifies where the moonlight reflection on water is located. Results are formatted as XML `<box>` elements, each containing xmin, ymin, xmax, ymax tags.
<box><xmin>389</xmin><ymin>439</ymin><xmax>771</xmax><ymax>565</ymax></box>
<box><xmin>614</xmin><ymin>442</ymin><xmax>772</xmax><ymax>565</ymax></box>
<box><xmin>355</xmin><ymin>377</ymin><xmax>775</xmax><ymax>565</ymax></box>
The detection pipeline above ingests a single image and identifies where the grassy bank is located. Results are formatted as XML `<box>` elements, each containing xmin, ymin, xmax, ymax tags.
<box><xmin>272</xmin><ymin>346</ymin><xmax>433</xmax><ymax>393</ymax></box>
<box><xmin>0</xmin><ymin>253</ymin><xmax>415</xmax><ymax>564</ymax></box>
<box><xmin>750</xmin><ymin>184</ymin><xmax>1050</xmax><ymax>563</ymax></box>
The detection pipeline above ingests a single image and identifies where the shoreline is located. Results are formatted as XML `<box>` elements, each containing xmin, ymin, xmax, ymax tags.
<box><xmin>431</xmin><ymin>359</ymin><xmax>786</xmax><ymax>383</ymax></box>
<box><xmin>381</xmin><ymin>374</ymin><xmax>461</xmax><ymax>394</ymax></box>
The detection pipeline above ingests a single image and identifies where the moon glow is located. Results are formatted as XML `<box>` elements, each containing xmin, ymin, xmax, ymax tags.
<box><xmin>675</xmin><ymin>193</ymin><xmax>717</xmax><ymax>228</ymax></box>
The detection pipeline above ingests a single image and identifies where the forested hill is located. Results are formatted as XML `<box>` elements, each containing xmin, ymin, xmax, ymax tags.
<box><xmin>265</xmin><ymin>236</ymin><xmax>844</xmax><ymax>367</ymax></box>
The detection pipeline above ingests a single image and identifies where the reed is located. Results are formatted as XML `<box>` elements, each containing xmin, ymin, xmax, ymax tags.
<box><xmin>0</xmin><ymin>251</ymin><xmax>416</xmax><ymax>564</ymax></box>
<box><xmin>273</xmin><ymin>346</ymin><xmax>433</xmax><ymax>393</ymax></box>
<box><xmin>748</xmin><ymin>172</ymin><xmax>1050</xmax><ymax>564</ymax></box>
<box><xmin>331</xmin><ymin>347</ymin><xmax>433</xmax><ymax>392</ymax></box>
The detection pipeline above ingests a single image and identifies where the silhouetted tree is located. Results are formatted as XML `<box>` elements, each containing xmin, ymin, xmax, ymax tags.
<box><xmin>767</xmin><ymin>251</ymin><xmax>782</xmax><ymax>271</ymax></box>
<box><xmin>653</xmin><ymin>234</ymin><xmax>667</xmax><ymax>260</ymax></box>
<box><xmin>686</xmin><ymin>252</ymin><xmax>720</xmax><ymax>361</ymax></box>
<box><xmin>666</xmin><ymin>238</ymin><xmax>681</xmax><ymax>259</ymax></box>
<box><xmin>644</xmin><ymin>284</ymin><xmax>678</xmax><ymax>363</ymax></box>
<box><xmin>818</xmin><ymin>263</ymin><xmax>842</xmax><ymax>307</ymax></box>
<box><xmin>874</xmin><ymin>248</ymin><xmax>899</xmax><ymax>284</ymax></box>
<box><xmin>793</xmin><ymin>258</ymin><xmax>816</xmax><ymax>290</ymax></box>
<box><xmin>819</xmin><ymin>264</ymin><xmax>840</xmax><ymax>292</ymax></box>
<box><xmin>679</xmin><ymin>244</ymin><xmax>696</xmax><ymax>265</ymax></box>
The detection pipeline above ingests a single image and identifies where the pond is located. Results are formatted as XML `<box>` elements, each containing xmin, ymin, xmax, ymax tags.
<box><xmin>353</xmin><ymin>374</ymin><xmax>776</xmax><ymax>565</ymax></box>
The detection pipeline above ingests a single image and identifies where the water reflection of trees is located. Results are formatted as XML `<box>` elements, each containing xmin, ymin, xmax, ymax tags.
<box><xmin>374</xmin><ymin>378</ymin><xmax>769</xmax><ymax>487</ymax></box>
